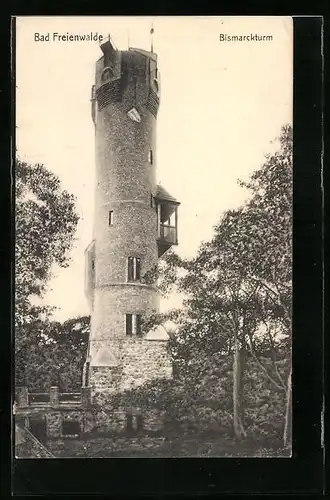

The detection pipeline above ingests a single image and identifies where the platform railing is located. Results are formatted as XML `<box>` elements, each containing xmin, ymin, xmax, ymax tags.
<box><xmin>159</xmin><ymin>224</ymin><xmax>177</xmax><ymax>244</ymax></box>
<box><xmin>15</xmin><ymin>386</ymin><xmax>91</xmax><ymax>409</ymax></box>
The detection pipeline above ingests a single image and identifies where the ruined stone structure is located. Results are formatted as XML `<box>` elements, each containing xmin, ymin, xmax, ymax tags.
<box><xmin>83</xmin><ymin>35</ymin><xmax>180</xmax><ymax>398</ymax></box>
<box><xmin>14</xmin><ymin>385</ymin><xmax>168</xmax><ymax>457</ymax></box>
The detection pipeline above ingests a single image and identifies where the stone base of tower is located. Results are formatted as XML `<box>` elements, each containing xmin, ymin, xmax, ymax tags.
<box><xmin>88</xmin><ymin>337</ymin><xmax>172</xmax><ymax>404</ymax></box>
<box><xmin>90</xmin><ymin>369</ymin><xmax>121</xmax><ymax>392</ymax></box>
<box><xmin>84</xmin><ymin>326</ymin><xmax>173</xmax><ymax>436</ymax></box>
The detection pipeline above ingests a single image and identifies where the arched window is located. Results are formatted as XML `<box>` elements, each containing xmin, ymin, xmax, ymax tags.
<box><xmin>101</xmin><ymin>66</ymin><xmax>114</xmax><ymax>82</ymax></box>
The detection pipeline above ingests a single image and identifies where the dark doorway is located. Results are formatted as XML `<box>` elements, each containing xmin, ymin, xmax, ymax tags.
<box><xmin>29</xmin><ymin>417</ymin><xmax>47</xmax><ymax>442</ymax></box>
<box><xmin>62</xmin><ymin>420</ymin><xmax>80</xmax><ymax>437</ymax></box>
<box><xmin>126</xmin><ymin>413</ymin><xmax>143</xmax><ymax>435</ymax></box>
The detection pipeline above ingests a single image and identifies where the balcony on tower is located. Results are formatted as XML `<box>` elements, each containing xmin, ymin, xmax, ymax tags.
<box><xmin>155</xmin><ymin>185</ymin><xmax>180</xmax><ymax>257</ymax></box>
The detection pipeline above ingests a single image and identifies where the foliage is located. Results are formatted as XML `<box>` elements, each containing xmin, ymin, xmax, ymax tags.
<box><xmin>15</xmin><ymin>158</ymin><xmax>80</xmax><ymax>389</ymax></box>
<box><xmin>133</xmin><ymin>125</ymin><xmax>293</xmax><ymax>444</ymax></box>
<box><xmin>15</xmin><ymin>316</ymin><xmax>89</xmax><ymax>392</ymax></box>
<box><xmin>15</xmin><ymin>158</ymin><xmax>79</xmax><ymax>329</ymax></box>
<box><xmin>95</xmin><ymin>352</ymin><xmax>289</xmax><ymax>443</ymax></box>
<box><xmin>16</xmin><ymin>126</ymin><xmax>293</xmax><ymax>451</ymax></box>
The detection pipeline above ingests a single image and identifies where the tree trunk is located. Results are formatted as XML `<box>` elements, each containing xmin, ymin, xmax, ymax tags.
<box><xmin>233</xmin><ymin>337</ymin><xmax>247</xmax><ymax>439</ymax></box>
<box><xmin>283</xmin><ymin>364</ymin><xmax>292</xmax><ymax>448</ymax></box>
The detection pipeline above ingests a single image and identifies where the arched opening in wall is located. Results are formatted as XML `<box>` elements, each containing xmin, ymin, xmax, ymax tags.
<box><xmin>101</xmin><ymin>66</ymin><xmax>114</xmax><ymax>82</ymax></box>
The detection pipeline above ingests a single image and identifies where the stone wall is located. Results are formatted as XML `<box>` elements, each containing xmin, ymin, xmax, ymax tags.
<box><xmin>47</xmin><ymin>436</ymin><xmax>167</xmax><ymax>458</ymax></box>
<box><xmin>15</xmin><ymin>400</ymin><xmax>234</xmax><ymax>458</ymax></box>
<box><xmin>89</xmin><ymin>406</ymin><xmax>165</xmax><ymax>434</ymax></box>
<box><xmin>17</xmin><ymin>404</ymin><xmax>167</xmax><ymax>441</ymax></box>
<box><xmin>92</xmin><ymin>408</ymin><xmax>126</xmax><ymax>433</ymax></box>
<box><xmin>90</xmin><ymin>338</ymin><xmax>172</xmax><ymax>396</ymax></box>
<box><xmin>90</xmin><ymin>365</ymin><xmax>123</xmax><ymax>394</ymax></box>
<box><xmin>121</xmin><ymin>338</ymin><xmax>172</xmax><ymax>391</ymax></box>
<box><xmin>46</xmin><ymin>410</ymin><xmax>87</xmax><ymax>438</ymax></box>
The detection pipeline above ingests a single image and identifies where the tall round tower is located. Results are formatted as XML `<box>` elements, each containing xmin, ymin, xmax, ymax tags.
<box><xmin>83</xmin><ymin>36</ymin><xmax>180</xmax><ymax>398</ymax></box>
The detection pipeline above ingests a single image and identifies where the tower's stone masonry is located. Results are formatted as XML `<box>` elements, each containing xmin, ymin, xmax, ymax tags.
<box><xmin>84</xmin><ymin>36</ymin><xmax>180</xmax><ymax>406</ymax></box>
<box><xmin>120</xmin><ymin>338</ymin><xmax>172</xmax><ymax>391</ymax></box>
<box><xmin>89</xmin><ymin>338</ymin><xmax>171</xmax><ymax>401</ymax></box>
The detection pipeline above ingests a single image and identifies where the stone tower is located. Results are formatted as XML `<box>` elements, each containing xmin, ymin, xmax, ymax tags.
<box><xmin>83</xmin><ymin>35</ymin><xmax>180</xmax><ymax>400</ymax></box>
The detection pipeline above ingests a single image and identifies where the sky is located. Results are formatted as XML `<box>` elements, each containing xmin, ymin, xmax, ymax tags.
<box><xmin>16</xmin><ymin>16</ymin><xmax>293</xmax><ymax>322</ymax></box>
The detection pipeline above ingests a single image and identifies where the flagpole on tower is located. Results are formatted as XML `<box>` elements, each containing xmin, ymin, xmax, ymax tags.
<box><xmin>150</xmin><ymin>22</ymin><xmax>154</xmax><ymax>53</ymax></box>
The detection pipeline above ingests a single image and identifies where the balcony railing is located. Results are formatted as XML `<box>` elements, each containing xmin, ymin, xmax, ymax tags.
<box><xmin>15</xmin><ymin>386</ymin><xmax>91</xmax><ymax>410</ymax></box>
<box><xmin>159</xmin><ymin>224</ymin><xmax>177</xmax><ymax>244</ymax></box>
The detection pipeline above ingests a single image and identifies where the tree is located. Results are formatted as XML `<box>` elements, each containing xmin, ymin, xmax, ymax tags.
<box><xmin>227</xmin><ymin>124</ymin><xmax>292</xmax><ymax>446</ymax></box>
<box><xmin>15</xmin><ymin>158</ymin><xmax>79</xmax><ymax>384</ymax></box>
<box><xmin>15</xmin><ymin>159</ymin><xmax>79</xmax><ymax>323</ymax></box>
<box><xmin>15</xmin><ymin>316</ymin><xmax>89</xmax><ymax>392</ymax></box>
<box><xmin>142</xmin><ymin>124</ymin><xmax>292</xmax><ymax>445</ymax></box>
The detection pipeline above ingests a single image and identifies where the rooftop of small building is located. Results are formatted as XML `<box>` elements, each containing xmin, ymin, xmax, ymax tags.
<box><xmin>155</xmin><ymin>185</ymin><xmax>180</xmax><ymax>205</ymax></box>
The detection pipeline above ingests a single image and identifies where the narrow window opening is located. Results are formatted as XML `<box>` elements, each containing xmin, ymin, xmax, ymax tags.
<box><xmin>136</xmin><ymin>259</ymin><xmax>141</xmax><ymax>280</ymax></box>
<box><xmin>109</xmin><ymin>210</ymin><xmax>114</xmax><ymax>226</ymax></box>
<box><xmin>126</xmin><ymin>314</ymin><xmax>142</xmax><ymax>336</ymax></box>
<box><xmin>127</xmin><ymin>257</ymin><xmax>141</xmax><ymax>281</ymax></box>
<box><xmin>91</xmin><ymin>260</ymin><xmax>95</xmax><ymax>271</ymax></box>
<box><xmin>148</xmin><ymin>150</ymin><xmax>153</xmax><ymax>164</ymax></box>
<box><xmin>126</xmin><ymin>413</ymin><xmax>143</xmax><ymax>434</ymax></box>
<box><xmin>132</xmin><ymin>414</ymin><xmax>143</xmax><ymax>431</ymax></box>
<box><xmin>126</xmin><ymin>314</ymin><xmax>132</xmax><ymax>336</ymax></box>
<box><xmin>84</xmin><ymin>361</ymin><xmax>90</xmax><ymax>387</ymax></box>
<box><xmin>126</xmin><ymin>412</ymin><xmax>133</xmax><ymax>432</ymax></box>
